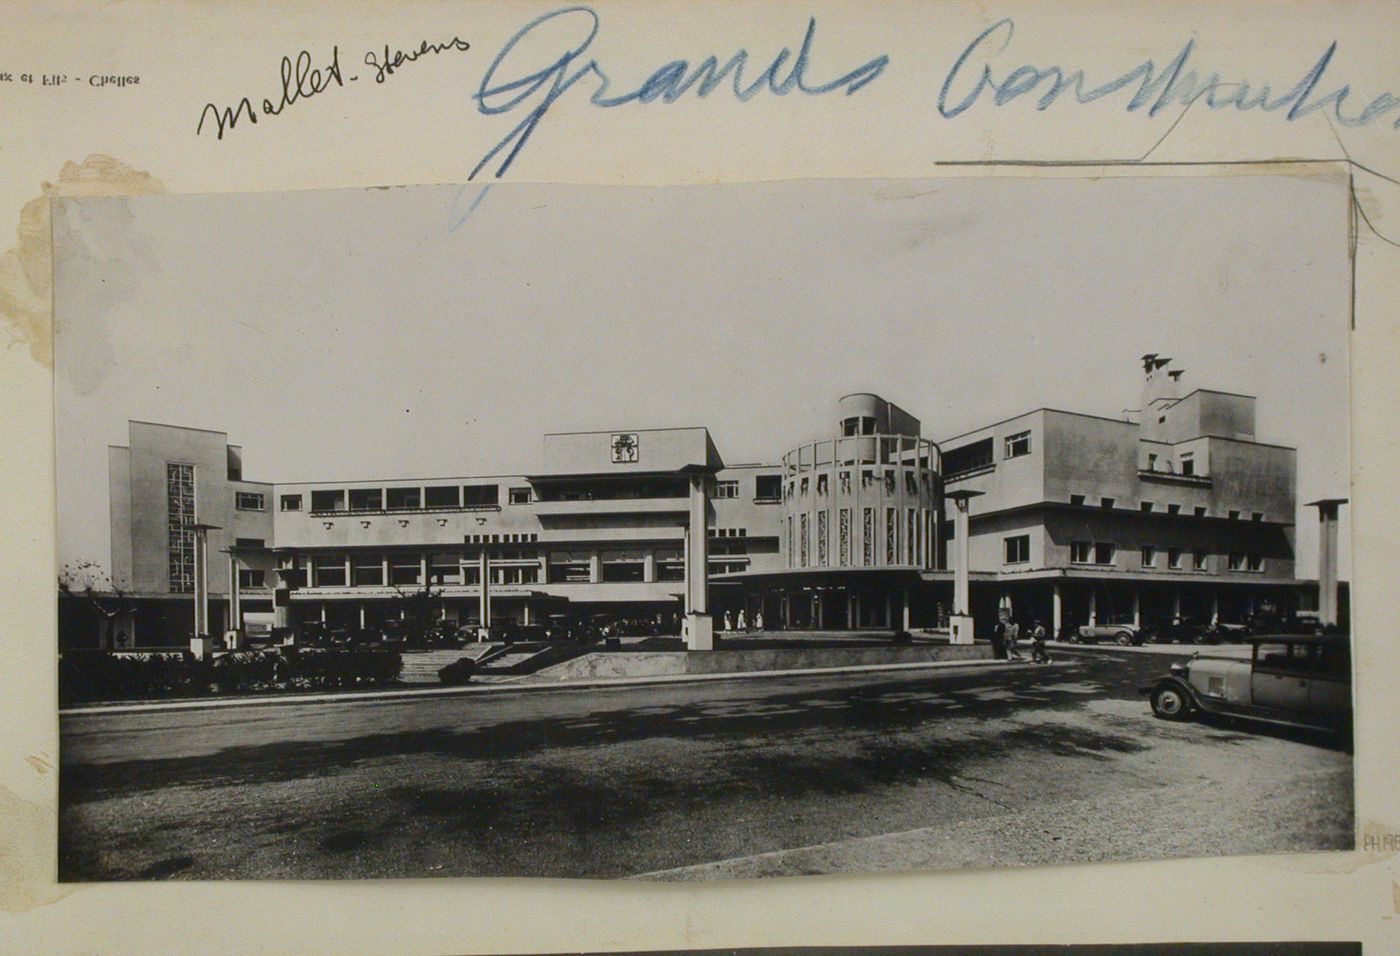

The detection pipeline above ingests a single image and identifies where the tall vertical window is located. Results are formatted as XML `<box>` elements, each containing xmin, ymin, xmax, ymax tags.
<box><xmin>1004</xmin><ymin>534</ymin><xmax>1030</xmax><ymax>564</ymax></box>
<box><xmin>799</xmin><ymin>513</ymin><xmax>810</xmax><ymax>567</ymax></box>
<box><xmin>907</xmin><ymin>508</ymin><xmax>917</xmax><ymax>565</ymax></box>
<box><xmin>786</xmin><ymin>516</ymin><xmax>794</xmax><ymax>566</ymax></box>
<box><xmin>1179</xmin><ymin>452</ymin><xmax>1195</xmax><ymax>476</ymax></box>
<box><xmin>862</xmin><ymin>508</ymin><xmax>876</xmax><ymax>566</ymax></box>
<box><xmin>166</xmin><ymin>463</ymin><xmax>195</xmax><ymax>593</ymax></box>
<box><xmin>885</xmin><ymin>508</ymin><xmax>897</xmax><ymax>564</ymax></box>
<box><xmin>817</xmin><ymin>511</ymin><xmax>829</xmax><ymax>566</ymax></box>
<box><xmin>1140</xmin><ymin>545</ymin><xmax>1157</xmax><ymax>568</ymax></box>
<box><xmin>839</xmin><ymin>509</ymin><xmax>851</xmax><ymax>566</ymax></box>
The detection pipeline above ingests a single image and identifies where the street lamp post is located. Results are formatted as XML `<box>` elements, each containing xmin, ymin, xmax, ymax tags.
<box><xmin>945</xmin><ymin>489</ymin><xmax>982</xmax><ymax>645</ymax></box>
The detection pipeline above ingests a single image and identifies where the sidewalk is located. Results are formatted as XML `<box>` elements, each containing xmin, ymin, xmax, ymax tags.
<box><xmin>1049</xmin><ymin>640</ymin><xmax>1252</xmax><ymax>658</ymax></box>
<box><xmin>59</xmin><ymin>656</ymin><xmax>1052</xmax><ymax>718</ymax></box>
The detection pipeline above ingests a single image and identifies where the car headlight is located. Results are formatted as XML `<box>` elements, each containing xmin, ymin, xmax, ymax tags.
<box><xmin>1169</xmin><ymin>662</ymin><xmax>1187</xmax><ymax>676</ymax></box>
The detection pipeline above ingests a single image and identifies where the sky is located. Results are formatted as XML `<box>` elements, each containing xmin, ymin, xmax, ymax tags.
<box><xmin>53</xmin><ymin>173</ymin><xmax>1352</xmax><ymax>580</ymax></box>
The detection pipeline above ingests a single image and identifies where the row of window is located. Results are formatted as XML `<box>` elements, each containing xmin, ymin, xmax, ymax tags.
<box><xmin>1145</xmin><ymin>450</ymin><xmax>1196</xmax><ymax>475</ymax></box>
<box><xmin>273</xmin><ymin>485</ymin><xmax>531</xmax><ymax>514</ymax></box>
<box><xmin>714</xmin><ymin>475</ymin><xmax>784</xmax><ymax>501</ymax></box>
<box><xmin>1001</xmin><ymin>535</ymin><xmax>1265</xmax><ymax>572</ymax></box>
<box><xmin>784</xmin><ymin>468</ymin><xmax>930</xmax><ymax>502</ymax></box>
<box><xmin>1069</xmin><ymin>494</ymin><xmax>1264</xmax><ymax>521</ymax></box>
<box><xmin>787</xmin><ymin>506</ymin><xmax>931</xmax><ymax>569</ymax></box>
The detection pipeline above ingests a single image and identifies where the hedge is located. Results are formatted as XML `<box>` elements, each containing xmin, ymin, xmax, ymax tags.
<box><xmin>59</xmin><ymin>647</ymin><xmax>403</xmax><ymax>704</ymax></box>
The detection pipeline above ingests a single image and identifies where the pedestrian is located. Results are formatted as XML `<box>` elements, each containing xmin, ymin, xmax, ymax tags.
<box><xmin>737</xmin><ymin>608</ymin><xmax>748</xmax><ymax>632</ymax></box>
<box><xmin>1005</xmin><ymin>618</ymin><xmax>1023</xmax><ymax>661</ymax></box>
<box><xmin>1030</xmin><ymin>618</ymin><xmax>1049</xmax><ymax>663</ymax></box>
<box><xmin>723</xmin><ymin>610</ymin><xmax>733</xmax><ymax>632</ymax></box>
<box><xmin>755</xmin><ymin>609</ymin><xmax>764</xmax><ymax>632</ymax></box>
<box><xmin>991</xmin><ymin>618</ymin><xmax>1008</xmax><ymax>660</ymax></box>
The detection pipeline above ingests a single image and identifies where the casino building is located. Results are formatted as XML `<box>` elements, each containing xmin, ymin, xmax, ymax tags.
<box><xmin>86</xmin><ymin>356</ymin><xmax>1317</xmax><ymax>649</ymax></box>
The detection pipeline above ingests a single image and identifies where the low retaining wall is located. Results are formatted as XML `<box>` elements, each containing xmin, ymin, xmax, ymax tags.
<box><xmin>532</xmin><ymin>643</ymin><xmax>990</xmax><ymax>682</ymax></box>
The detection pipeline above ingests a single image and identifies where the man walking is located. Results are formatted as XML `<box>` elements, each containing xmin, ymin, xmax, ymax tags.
<box><xmin>1030</xmin><ymin>618</ymin><xmax>1050</xmax><ymax>663</ymax></box>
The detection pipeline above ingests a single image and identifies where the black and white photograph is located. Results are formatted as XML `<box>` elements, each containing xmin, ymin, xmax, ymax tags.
<box><xmin>53</xmin><ymin>172</ymin><xmax>1354</xmax><ymax>882</ymax></box>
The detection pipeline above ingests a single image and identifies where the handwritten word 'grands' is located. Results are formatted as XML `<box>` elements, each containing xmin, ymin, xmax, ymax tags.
<box><xmin>470</xmin><ymin>6</ymin><xmax>888</xmax><ymax>179</ymax></box>
<box><xmin>940</xmin><ymin>19</ymin><xmax>1400</xmax><ymax>129</ymax></box>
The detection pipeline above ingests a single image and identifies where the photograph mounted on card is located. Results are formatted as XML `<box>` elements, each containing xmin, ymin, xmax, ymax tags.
<box><xmin>52</xmin><ymin>169</ymin><xmax>1353</xmax><ymax>881</ymax></box>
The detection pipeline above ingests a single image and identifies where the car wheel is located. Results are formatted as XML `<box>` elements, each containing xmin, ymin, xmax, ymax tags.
<box><xmin>1150</xmin><ymin>685</ymin><xmax>1195</xmax><ymax>721</ymax></box>
<box><xmin>1115</xmin><ymin>631</ymin><xmax>1133</xmax><ymax>646</ymax></box>
<box><xmin>1191</xmin><ymin>632</ymin><xmax>1208</xmax><ymax>645</ymax></box>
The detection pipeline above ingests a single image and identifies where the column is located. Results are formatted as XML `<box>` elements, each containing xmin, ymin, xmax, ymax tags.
<box><xmin>1172</xmin><ymin>588</ymin><xmax>1182</xmax><ymax>620</ymax></box>
<box><xmin>815</xmin><ymin>592</ymin><xmax>825</xmax><ymax>629</ymax></box>
<box><xmin>523</xmin><ymin>603</ymin><xmax>531</xmax><ymax>626</ymax></box>
<box><xmin>901</xmin><ymin>588</ymin><xmax>911</xmax><ymax>631</ymax></box>
<box><xmin>683</xmin><ymin>473</ymin><xmax>713</xmax><ymax>649</ymax></box>
<box><xmin>1088</xmin><ymin>587</ymin><xmax>1098</xmax><ymax>626</ymax></box>
<box><xmin>358</xmin><ymin>602</ymin><xmax>366</xmax><ymax>629</ymax></box>
<box><xmin>884</xmin><ymin>591</ymin><xmax>893</xmax><ymax>629</ymax></box>
<box><xmin>479</xmin><ymin>548</ymin><xmax>490</xmax><ymax>629</ymax></box>
<box><xmin>1309</xmin><ymin>499</ymin><xmax>1347</xmax><ymax>626</ymax></box>
<box><xmin>1052</xmin><ymin>583</ymin><xmax>1062</xmax><ymax>638</ymax></box>
<box><xmin>643</xmin><ymin>549</ymin><xmax>657</xmax><ymax>583</ymax></box>
<box><xmin>193</xmin><ymin>531</ymin><xmax>208</xmax><ymax>636</ymax></box>
<box><xmin>781</xmin><ymin>591</ymin><xmax>791</xmax><ymax>628</ymax></box>
<box><xmin>228</xmin><ymin>552</ymin><xmax>241</xmax><ymax>633</ymax></box>
<box><xmin>1211</xmin><ymin>590</ymin><xmax>1221</xmax><ymax>625</ymax></box>
<box><xmin>952</xmin><ymin>501</ymin><xmax>971</xmax><ymax>615</ymax></box>
<box><xmin>1131</xmin><ymin>585</ymin><xmax>1140</xmax><ymax>628</ymax></box>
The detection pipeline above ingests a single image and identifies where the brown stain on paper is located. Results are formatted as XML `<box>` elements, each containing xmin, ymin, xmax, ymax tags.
<box><xmin>0</xmin><ymin>154</ymin><xmax>165</xmax><ymax>369</ymax></box>
<box><xmin>0</xmin><ymin>783</ymin><xmax>78</xmax><ymax>912</ymax></box>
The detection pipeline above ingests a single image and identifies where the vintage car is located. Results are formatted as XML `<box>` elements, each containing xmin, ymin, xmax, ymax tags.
<box><xmin>1141</xmin><ymin>634</ymin><xmax>1352</xmax><ymax>733</ymax></box>
<box><xmin>1069</xmin><ymin>619</ymin><xmax>1151</xmax><ymax>646</ymax></box>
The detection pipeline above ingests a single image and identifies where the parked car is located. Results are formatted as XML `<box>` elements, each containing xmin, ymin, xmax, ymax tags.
<box><xmin>1209</xmin><ymin>619</ymin><xmax>1254</xmax><ymax>641</ymax></box>
<box><xmin>1070</xmin><ymin>619</ymin><xmax>1150</xmax><ymax>646</ymax></box>
<box><xmin>1140</xmin><ymin>633</ymin><xmax>1351</xmax><ymax>733</ymax></box>
<box><xmin>1151</xmin><ymin>616</ymin><xmax>1218</xmax><ymax>645</ymax></box>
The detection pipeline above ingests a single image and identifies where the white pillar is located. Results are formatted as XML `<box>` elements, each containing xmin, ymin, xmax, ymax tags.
<box><xmin>193</xmin><ymin>530</ymin><xmax>209</xmax><ymax>637</ymax></box>
<box><xmin>228</xmin><ymin>552</ymin><xmax>241</xmax><ymax>632</ymax></box>
<box><xmin>1172</xmin><ymin>588</ymin><xmax>1182</xmax><ymax>619</ymax></box>
<box><xmin>479</xmin><ymin>549</ymin><xmax>490</xmax><ymax>628</ymax></box>
<box><xmin>952</xmin><ymin>501</ymin><xmax>971</xmax><ymax>614</ymax></box>
<box><xmin>1088</xmin><ymin>587</ymin><xmax>1098</xmax><ymax>626</ymax></box>
<box><xmin>1311</xmin><ymin>499</ymin><xmax>1346</xmax><ymax>626</ymax></box>
<box><xmin>1131</xmin><ymin>585</ymin><xmax>1140</xmax><ymax>627</ymax></box>
<box><xmin>901</xmin><ymin>588</ymin><xmax>911</xmax><ymax>631</ymax></box>
<box><xmin>1052</xmin><ymin>583</ymin><xmax>1062</xmax><ymax>638</ymax></box>
<box><xmin>683</xmin><ymin>473</ymin><xmax>714</xmax><ymax>649</ymax></box>
<box><xmin>1211</xmin><ymin>591</ymin><xmax>1220</xmax><ymax>625</ymax></box>
<box><xmin>358</xmin><ymin>602</ymin><xmax>366</xmax><ymax>629</ymax></box>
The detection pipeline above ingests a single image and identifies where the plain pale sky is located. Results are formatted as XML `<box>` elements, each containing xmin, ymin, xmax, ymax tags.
<box><xmin>53</xmin><ymin>173</ymin><xmax>1352</xmax><ymax>580</ymax></box>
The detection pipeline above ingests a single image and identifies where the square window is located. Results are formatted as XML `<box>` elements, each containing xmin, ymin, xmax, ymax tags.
<box><xmin>1193</xmin><ymin>549</ymin><xmax>1209</xmax><ymax>571</ymax></box>
<box><xmin>1228</xmin><ymin>510</ymin><xmax>1241</xmax><ymax>520</ymax></box>
<box><xmin>1004</xmin><ymin>535</ymin><xmax>1030</xmax><ymax>564</ymax></box>
<box><xmin>425</xmin><ymin>485</ymin><xmax>460</xmax><ymax>508</ymax></box>
<box><xmin>1070</xmin><ymin>494</ymin><xmax>1086</xmax><ymax>506</ymax></box>
<box><xmin>280</xmin><ymin>494</ymin><xmax>302</xmax><ymax>512</ymax></box>
<box><xmin>1100</xmin><ymin>497</ymin><xmax>1115</xmax><ymax>509</ymax></box>
<box><xmin>714</xmin><ymin>480</ymin><xmax>739</xmax><ymax>499</ymax></box>
<box><xmin>1070</xmin><ymin>540</ymin><xmax>1092</xmax><ymax>564</ymax></box>
<box><xmin>311</xmin><ymin>489</ymin><xmax>344</xmax><ymax>512</ymax></box>
<box><xmin>1141</xmin><ymin>501</ymin><xmax>1154</xmax><ymax>512</ymax></box>
<box><xmin>1004</xmin><ymin>431</ymin><xmax>1031</xmax><ymax>459</ymax></box>
<box><xmin>1247</xmin><ymin>553</ymin><xmax>1264</xmax><ymax>572</ymax></box>
<box><xmin>509</xmin><ymin>487</ymin><xmax>532</xmax><ymax>505</ymax></box>
<box><xmin>1228</xmin><ymin>552</ymin><xmax>1245</xmax><ymax>571</ymax></box>
<box><xmin>235</xmin><ymin>491</ymin><xmax>265</xmax><ymax>511</ymax></box>
<box><xmin>1167</xmin><ymin>503</ymin><xmax>1181</xmax><ymax>515</ymax></box>
<box><xmin>387</xmin><ymin>487</ymin><xmax>422</xmax><ymax>510</ymax></box>
<box><xmin>1251</xmin><ymin>511</ymin><xmax>1264</xmax><ymax>522</ymax></box>
<box><xmin>755</xmin><ymin>475</ymin><xmax>782</xmax><ymax>501</ymax></box>
<box><xmin>1093</xmin><ymin>542</ymin><xmax>1116</xmax><ymax>565</ymax></box>
<box><xmin>1140</xmin><ymin>545</ymin><xmax>1156</xmax><ymax>568</ymax></box>
<box><xmin>464</xmin><ymin>485</ymin><xmax>498</xmax><ymax>508</ymax></box>
<box><xmin>1168</xmin><ymin>548</ymin><xmax>1183</xmax><ymax>569</ymax></box>
<box><xmin>349</xmin><ymin>488</ymin><xmax>383</xmax><ymax>511</ymax></box>
<box><xmin>1179</xmin><ymin>453</ymin><xmax>1195</xmax><ymax>476</ymax></box>
<box><xmin>1194</xmin><ymin>506</ymin><xmax>1207</xmax><ymax>517</ymax></box>
<box><xmin>237</xmin><ymin>569</ymin><xmax>265</xmax><ymax>589</ymax></box>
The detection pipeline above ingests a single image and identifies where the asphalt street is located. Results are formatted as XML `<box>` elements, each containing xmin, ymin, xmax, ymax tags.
<box><xmin>59</xmin><ymin>648</ymin><xmax>1353</xmax><ymax>881</ymax></box>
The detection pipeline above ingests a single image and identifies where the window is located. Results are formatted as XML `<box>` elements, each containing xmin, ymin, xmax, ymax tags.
<box><xmin>425</xmin><ymin>485</ymin><xmax>460</xmax><ymax>509</ymax></box>
<box><xmin>800</xmin><ymin>513</ymin><xmax>810</xmax><ymax>568</ymax></box>
<box><xmin>1193</xmin><ymin>549</ymin><xmax>1209</xmax><ymax>571</ymax></box>
<box><xmin>1141</xmin><ymin>501</ymin><xmax>1154</xmax><ymax>512</ymax></box>
<box><xmin>755</xmin><ymin>475</ymin><xmax>782</xmax><ymax>502</ymax></box>
<box><xmin>601</xmin><ymin>549</ymin><xmax>646</xmax><ymax>582</ymax></box>
<box><xmin>1100</xmin><ymin>497</ymin><xmax>1115</xmax><ymax>509</ymax></box>
<box><xmin>1004</xmin><ymin>430</ymin><xmax>1031</xmax><ymax>459</ymax></box>
<box><xmin>548</xmin><ymin>551</ymin><xmax>593</xmax><ymax>583</ymax></box>
<box><xmin>817</xmin><ymin>473</ymin><xmax>829</xmax><ymax>496</ymax></box>
<box><xmin>1004</xmin><ymin>534</ymin><xmax>1030</xmax><ymax>564</ymax></box>
<box><xmin>349</xmin><ymin>488</ymin><xmax>382</xmax><ymax>512</ymax></box>
<box><xmin>839</xmin><ymin>471</ymin><xmax>851</xmax><ymax>496</ymax></box>
<box><xmin>862</xmin><ymin>508</ymin><xmax>876</xmax><ymax>566</ymax></box>
<box><xmin>885</xmin><ymin>508</ymin><xmax>897</xmax><ymax>564</ymax></box>
<box><xmin>311</xmin><ymin>489</ymin><xmax>344</xmax><ymax>512</ymax></box>
<box><xmin>1179</xmin><ymin>452</ymin><xmax>1195</xmax><ymax>476</ymax></box>
<box><xmin>1167</xmin><ymin>503</ymin><xmax>1181</xmax><ymax>515</ymax></box>
<box><xmin>1093</xmin><ymin>542</ymin><xmax>1116</xmax><ymax>565</ymax></box>
<box><xmin>387</xmin><ymin>487</ymin><xmax>421</xmax><ymax>510</ymax></box>
<box><xmin>237</xmin><ymin>569</ymin><xmax>265</xmax><ymax>589</ymax></box>
<box><xmin>1228</xmin><ymin>552</ymin><xmax>1245</xmax><ymax>571</ymax></box>
<box><xmin>235</xmin><ymin>537</ymin><xmax>265</xmax><ymax>549</ymax></box>
<box><xmin>509</xmin><ymin>487</ymin><xmax>533</xmax><ymax>505</ymax></box>
<box><xmin>1140</xmin><ymin>545</ymin><xmax>1156</xmax><ymax>568</ymax></box>
<box><xmin>464</xmin><ymin>484</ymin><xmax>499</xmax><ymax>508</ymax></box>
<box><xmin>839</xmin><ymin>508</ymin><xmax>851</xmax><ymax>566</ymax></box>
<box><xmin>883</xmin><ymin>470</ymin><xmax>896</xmax><ymax>496</ymax></box>
<box><xmin>1247</xmin><ymin>553</ymin><xmax>1264</xmax><ymax>572</ymax></box>
<box><xmin>429</xmin><ymin>553</ymin><xmax>462</xmax><ymax>585</ymax></box>
<box><xmin>280</xmin><ymin>494</ymin><xmax>302</xmax><ymax>511</ymax></box>
<box><xmin>943</xmin><ymin>438</ymin><xmax>994</xmax><ymax>478</ymax></box>
<box><xmin>1252</xmin><ymin>511</ymin><xmax>1264</xmax><ymax>522</ymax></box>
<box><xmin>800</xmin><ymin>476</ymin><xmax>809</xmax><ymax>497</ymax></box>
<box><xmin>1070</xmin><ymin>494</ymin><xmax>1086</xmax><ymax>506</ymax></box>
<box><xmin>1071</xmin><ymin>540</ymin><xmax>1092</xmax><ymax>564</ymax></box>
<box><xmin>313</xmin><ymin>554</ymin><xmax>347</xmax><ymax>587</ymax></box>
<box><xmin>235</xmin><ymin>491</ymin><xmax>265</xmax><ymax>511</ymax></box>
<box><xmin>1147</xmin><ymin>453</ymin><xmax>1159</xmax><ymax>471</ymax></box>
<box><xmin>654</xmin><ymin>546</ymin><xmax>685</xmax><ymax>582</ymax></box>
<box><xmin>166</xmin><ymin>463</ymin><xmax>195</xmax><ymax>593</ymax></box>
<box><xmin>1168</xmin><ymin>548</ymin><xmax>1183</xmax><ymax>569</ymax></box>
<box><xmin>352</xmin><ymin>554</ymin><xmax>384</xmax><ymax>586</ymax></box>
<box><xmin>817</xmin><ymin>511</ymin><xmax>829</xmax><ymax>566</ymax></box>
<box><xmin>714</xmin><ymin>480</ymin><xmax>739</xmax><ymax>499</ymax></box>
<box><xmin>1194</xmin><ymin>506</ymin><xmax>1207</xmax><ymax>517</ymax></box>
<box><xmin>907</xmin><ymin>507</ymin><xmax>917</xmax><ymax>565</ymax></box>
<box><xmin>389</xmin><ymin>555</ymin><xmax>423</xmax><ymax>586</ymax></box>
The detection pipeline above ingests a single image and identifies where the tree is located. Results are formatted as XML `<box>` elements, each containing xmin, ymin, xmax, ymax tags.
<box><xmin>387</xmin><ymin>579</ymin><xmax>449</xmax><ymax>645</ymax></box>
<box><xmin>58</xmin><ymin>561</ymin><xmax>135</xmax><ymax>649</ymax></box>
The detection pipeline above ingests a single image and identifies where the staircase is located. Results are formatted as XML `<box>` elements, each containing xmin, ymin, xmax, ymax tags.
<box><xmin>398</xmin><ymin>646</ymin><xmax>494</xmax><ymax>684</ymax></box>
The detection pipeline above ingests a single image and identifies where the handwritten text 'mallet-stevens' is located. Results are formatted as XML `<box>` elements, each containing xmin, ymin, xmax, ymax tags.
<box><xmin>195</xmin><ymin>7</ymin><xmax>1400</xmax><ymax>179</ymax></box>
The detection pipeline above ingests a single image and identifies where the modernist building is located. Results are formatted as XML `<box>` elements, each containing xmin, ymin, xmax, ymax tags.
<box><xmin>86</xmin><ymin>356</ymin><xmax>1313</xmax><ymax>648</ymax></box>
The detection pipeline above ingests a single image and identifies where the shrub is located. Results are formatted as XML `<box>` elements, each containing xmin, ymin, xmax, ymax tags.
<box><xmin>891</xmin><ymin>630</ymin><xmax>914</xmax><ymax>645</ymax></box>
<box><xmin>438</xmin><ymin>657</ymin><xmax>476</xmax><ymax>686</ymax></box>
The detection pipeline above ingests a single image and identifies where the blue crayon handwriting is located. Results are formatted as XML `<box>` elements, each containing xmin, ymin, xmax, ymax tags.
<box><xmin>940</xmin><ymin>19</ymin><xmax>1400</xmax><ymax>129</ymax></box>
<box><xmin>470</xmin><ymin>5</ymin><xmax>889</xmax><ymax>179</ymax></box>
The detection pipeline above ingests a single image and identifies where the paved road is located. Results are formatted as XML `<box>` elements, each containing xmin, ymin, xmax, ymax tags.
<box><xmin>59</xmin><ymin>650</ymin><xmax>1352</xmax><ymax>881</ymax></box>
